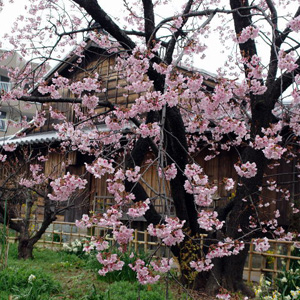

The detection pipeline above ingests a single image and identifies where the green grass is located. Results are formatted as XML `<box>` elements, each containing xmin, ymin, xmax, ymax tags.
<box><xmin>4</xmin><ymin>244</ymin><xmax>108</xmax><ymax>299</ymax></box>
<box><xmin>3</xmin><ymin>243</ymin><xmax>178</xmax><ymax>300</ymax></box>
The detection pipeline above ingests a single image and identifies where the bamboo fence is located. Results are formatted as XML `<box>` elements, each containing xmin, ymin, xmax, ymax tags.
<box><xmin>6</xmin><ymin>221</ymin><xmax>300</xmax><ymax>282</ymax></box>
<box><xmin>7</xmin><ymin>221</ymin><xmax>171</xmax><ymax>256</ymax></box>
<box><xmin>244</xmin><ymin>239</ymin><xmax>300</xmax><ymax>282</ymax></box>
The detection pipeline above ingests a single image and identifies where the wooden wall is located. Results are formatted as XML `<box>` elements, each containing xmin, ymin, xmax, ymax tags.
<box><xmin>26</xmin><ymin>46</ymin><xmax>299</xmax><ymax>227</ymax></box>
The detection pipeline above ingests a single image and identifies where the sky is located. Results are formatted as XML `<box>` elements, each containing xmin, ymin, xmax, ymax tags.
<box><xmin>0</xmin><ymin>0</ymin><xmax>228</xmax><ymax>75</ymax></box>
<box><xmin>0</xmin><ymin>1</ymin><xmax>298</xmax><ymax>78</ymax></box>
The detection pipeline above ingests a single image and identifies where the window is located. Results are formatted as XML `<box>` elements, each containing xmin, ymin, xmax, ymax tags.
<box><xmin>0</xmin><ymin>76</ymin><xmax>11</xmax><ymax>91</ymax></box>
<box><xmin>0</xmin><ymin>75</ymin><xmax>9</xmax><ymax>82</ymax></box>
<box><xmin>0</xmin><ymin>111</ymin><xmax>7</xmax><ymax>131</ymax></box>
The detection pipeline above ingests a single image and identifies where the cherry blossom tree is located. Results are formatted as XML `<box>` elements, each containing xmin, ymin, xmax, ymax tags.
<box><xmin>1</xmin><ymin>0</ymin><xmax>300</xmax><ymax>296</ymax></box>
<box><xmin>0</xmin><ymin>145</ymin><xmax>89</xmax><ymax>259</ymax></box>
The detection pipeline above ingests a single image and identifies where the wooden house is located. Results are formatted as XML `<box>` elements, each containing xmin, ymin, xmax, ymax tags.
<box><xmin>1</xmin><ymin>39</ymin><xmax>298</xmax><ymax>231</ymax></box>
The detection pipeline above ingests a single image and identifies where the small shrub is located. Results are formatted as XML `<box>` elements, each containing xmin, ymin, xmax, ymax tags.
<box><xmin>85</xmin><ymin>248</ymin><xmax>150</xmax><ymax>283</ymax></box>
<box><xmin>53</xmin><ymin>233</ymin><xmax>61</xmax><ymax>242</ymax></box>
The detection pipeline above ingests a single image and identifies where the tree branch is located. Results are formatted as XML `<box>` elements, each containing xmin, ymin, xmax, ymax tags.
<box><xmin>18</xmin><ymin>96</ymin><xmax>115</xmax><ymax>110</ymax></box>
<box><xmin>230</xmin><ymin>0</ymin><xmax>257</xmax><ymax>72</ymax></box>
<box><xmin>73</xmin><ymin>0</ymin><xmax>136</xmax><ymax>50</ymax></box>
<box><xmin>164</xmin><ymin>0</ymin><xmax>194</xmax><ymax>64</ymax></box>
<box><xmin>142</xmin><ymin>0</ymin><xmax>156</xmax><ymax>45</ymax></box>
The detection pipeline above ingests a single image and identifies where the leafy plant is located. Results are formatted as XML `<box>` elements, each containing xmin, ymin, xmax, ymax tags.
<box><xmin>255</xmin><ymin>272</ymin><xmax>300</xmax><ymax>300</ymax></box>
<box><xmin>275</xmin><ymin>268</ymin><xmax>300</xmax><ymax>299</ymax></box>
<box><xmin>290</xmin><ymin>247</ymin><xmax>300</xmax><ymax>271</ymax></box>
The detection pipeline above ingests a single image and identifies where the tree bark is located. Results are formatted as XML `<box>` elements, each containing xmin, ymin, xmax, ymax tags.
<box><xmin>205</xmin><ymin>246</ymin><xmax>254</xmax><ymax>297</ymax></box>
<box><xmin>18</xmin><ymin>236</ymin><xmax>35</xmax><ymax>259</ymax></box>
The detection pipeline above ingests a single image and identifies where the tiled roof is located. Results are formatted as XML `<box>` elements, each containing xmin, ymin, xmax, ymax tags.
<box><xmin>0</xmin><ymin>131</ymin><xmax>59</xmax><ymax>146</ymax></box>
<box><xmin>0</xmin><ymin>123</ymin><xmax>134</xmax><ymax>147</ymax></box>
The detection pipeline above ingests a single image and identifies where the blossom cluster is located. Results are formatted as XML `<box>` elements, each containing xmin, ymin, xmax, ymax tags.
<box><xmin>197</xmin><ymin>210</ymin><xmax>224</xmax><ymax>231</ymax></box>
<box><xmin>238</xmin><ymin>26</ymin><xmax>259</xmax><ymax>43</ymax></box>
<box><xmin>85</xmin><ymin>158</ymin><xmax>114</xmax><ymax>179</ymax></box>
<box><xmin>147</xmin><ymin>217</ymin><xmax>185</xmax><ymax>246</ymax></box>
<box><xmin>129</xmin><ymin>259</ymin><xmax>160</xmax><ymax>284</ymax></box>
<box><xmin>184</xmin><ymin>163</ymin><xmax>217</xmax><ymax>207</ymax></box>
<box><xmin>253</xmin><ymin>237</ymin><xmax>270</xmax><ymax>252</ymax></box>
<box><xmin>19</xmin><ymin>164</ymin><xmax>46</xmax><ymax>188</ymax></box>
<box><xmin>234</xmin><ymin>161</ymin><xmax>257</xmax><ymax>178</ymax></box>
<box><xmin>127</xmin><ymin>199</ymin><xmax>150</xmax><ymax>218</ymax></box>
<box><xmin>48</xmin><ymin>172</ymin><xmax>87</xmax><ymax>201</ymax></box>
<box><xmin>97</xmin><ymin>252</ymin><xmax>125</xmax><ymax>276</ymax></box>
<box><xmin>158</xmin><ymin>163</ymin><xmax>178</xmax><ymax>181</ymax></box>
<box><xmin>278</xmin><ymin>50</ymin><xmax>298</xmax><ymax>73</ymax></box>
<box><xmin>190</xmin><ymin>258</ymin><xmax>214</xmax><ymax>272</ymax></box>
<box><xmin>207</xmin><ymin>238</ymin><xmax>245</xmax><ymax>259</ymax></box>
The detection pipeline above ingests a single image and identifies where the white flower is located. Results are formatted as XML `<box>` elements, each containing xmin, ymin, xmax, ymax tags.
<box><xmin>28</xmin><ymin>274</ymin><xmax>36</xmax><ymax>284</ymax></box>
<box><xmin>75</xmin><ymin>240</ymin><xmax>82</xmax><ymax>246</ymax></box>
<box><xmin>281</xmin><ymin>277</ymin><xmax>287</xmax><ymax>283</ymax></box>
<box><xmin>63</xmin><ymin>243</ymin><xmax>72</xmax><ymax>252</ymax></box>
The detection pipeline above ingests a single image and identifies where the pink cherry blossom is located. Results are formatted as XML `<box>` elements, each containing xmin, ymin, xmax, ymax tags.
<box><xmin>288</xmin><ymin>15</ymin><xmax>300</xmax><ymax>32</ymax></box>
<box><xmin>238</xmin><ymin>26</ymin><xmax>259</xmax><ymax>43</ymax></box>
<box><xmin>190</xmin><ymin>258</ymin><xmax>214</xmax><ymax>272</ymax></box>
<box><xmin>113</xmin><ymin>225</ymin><xmax>134</xmax><ymax>245</ymax></box>
<box><xmin>234</xmin><ymin>161</ymin><xmax>257</xmax><ymax>178</ymax></box>
<box><xmin>85</xmin><ymin>158</ymin><xmax>115</xmax><ymax>178</ymax></box>
<box><xmin>3</xmin><ymin>144</ymin><xmax>17</xmax><ymax>152</ymax></box>
<box><xmin>0</xmin><ymin>154</ymin><xmax>7</xmax><ymax>162</ymax></box>
<box><xmin>147</xmin><ymin>217</ymin><xmax>185</xmax><ymax>246</ymax></box>
<box><xmin>197</xmin><ymin>210</ymin><xmax>224</xmax><ymax>231</ymax></box>
<box><xmin>129</xmin><ymin>259</ymin><xmax>160</xmax><ymax>285</ymax></box>
<box><xmin>125</xmin><ymin>166</ymin><xmax>141</xmax><ymax>182</ymax></box>
<box><xmin>278</xmin><ymin>50</ymin><xmax>298</xmax><ymax>73</ymax></box>
<box><xmin>216</xmin><ymin>293</ymin><xmax>231</xmax><ymax>300</ymax></box>
<box><xmin>97</xmin><ymin>252</ymin><xmax>125</xmax><ymax>276</ymax></box>
<box><xmin>158</xmin><ymin>163</ymin><xmax>177</xmax><ymax>181</ymax></box>
<box><xmin>48</xmin><ymin>172</ymin><xmax>87</xmax><ymax>201</ymax></box>
<box><xmin>127</xmin><ymin>199</ymin><xmax>150</xmax><ymax>218</ymax></box>
<box><xmin>150</xmin><ymin>258</ymin><xmax>173</xmax><ymax>273</ymax></box>
<box><xmin>224</xmin><ymin>178</ymin><xmax>235</xmax><ymax>191</ymax></box>
<box><xmin>262</xmin><ymin>144</ymin><xmax>286</xmax><ymax>160</ymax></box>
<box><xmin>253</xmin><ymin>237</ymin><xmax>270</xmax><ymax>252</ymax></box>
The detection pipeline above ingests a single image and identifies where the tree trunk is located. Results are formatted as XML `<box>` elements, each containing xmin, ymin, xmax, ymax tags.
<box><xmin>18</xmin><ymin>237</ymin><xmax>34</xmax><ymax>259</ymax></box>
<box><xmin>205</xmin><ymin>246</ymin><xmax>255</xmax><ymax>297</ymax></box>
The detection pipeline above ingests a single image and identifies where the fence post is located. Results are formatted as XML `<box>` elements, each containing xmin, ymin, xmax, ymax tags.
<box><xmin>60</xmin><ymin>222</ymin><xmax>63</xmax><ymax>244</ymax></box>
<box><xmin>248</xmin><ymin>241</ymin><xmax>253</xmax><ymax>283</ymax></box>
<box><xmin>261</xmin><ymin>249</ymin><xmax>266</xmax><ymax>279</ymax></box>
<box><xmin>144</xmin><ymin>230</ymin><xmax>148</xmax><ymax>253</ymax></box>
<box><xmin>286</xmin><ymin>243</ymin><xmax>292</xmax><ymax>271</ymax></box>
<box><xmin>134</xmin><ymin>229</ymin><xmax>138</xmax><ymax>253</ymax></box>
<box><xmin>273</xmin><ymin>241</ymin><xmax>278</xmax><ymax>282</ymax></box>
